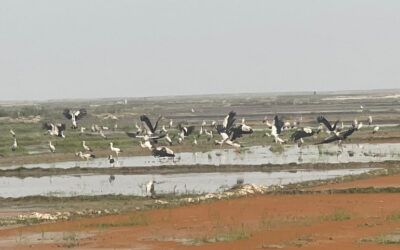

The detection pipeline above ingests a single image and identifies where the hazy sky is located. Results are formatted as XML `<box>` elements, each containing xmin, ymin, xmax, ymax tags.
<box><xmin>1</xmin><ymin>1</ymin><xmax>400</xmax><ymax>100</ymax></box>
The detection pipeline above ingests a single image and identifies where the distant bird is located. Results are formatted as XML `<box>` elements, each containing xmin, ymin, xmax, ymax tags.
<box><xmin>99</xmin><ymin>130</ymin><xmax>107</xmax><ymax>139</ymax></box>
<box><xmin>360</xmin><ymin>105</ymin><xmax>364</xmax><ymax>111</ymax></box>
<box><xmin>290</xmin><ymin>127</ymin><xmax>320</xmax><ymax>142</ymax></box>
<box><xmin>146</xmin><ymin>180</ymin><xmax>156</xmax><ymax>198</ymax></box>
<box><xmin>43</xmin><ymin>123</ymin><xmax>66</xmax><ymax>138</ymax></box>
<box><xmin>373</xmin><ymin>126</ymin><xmax>380</xmax><ymax>134</ymax></box>
<box><xmin>82</xmin><ymin>141</ymin><xmax>92</xmax><ymax>152</ymax></box>
<box><xmin>48</xmin><ymin>141</ymin><xmax>56</xmax><ymax>153</ymax></box>
<box><xmin>169</xmin><ymin>119</ymin><xmax>173</xmax><ymax>129</ymax></box>
<box><xmin>198</xmin><ymin>126</ymin><xmax>203</xmax><ymax>138</ymax></box>
<box><xmin>108</xmin><ymin>155</ymin><xmax>115</xmax><ymax>167</ymax></box>
<box><xmin>10</xmin><ymin>129</ymin><xmax>16</xmax><ymax>138</ymax></box>
<box><xmin>205</xmin><ymin>129</ymin><xmax>213</xmax><ymax>140</ymax></box>
<box><xmin>76</xmin><ymin>151</ymin><xmax>95</xmax><ymax>161</ymax></box>
<box><xmin>152</xmin><ymin>146</ymin><xmax>175</xmax><ymax>158</ymax></box>
<box><xmin>317</xmin><ymin>116</ymin><xmax>339</xmax><ymax>133</ymax></box>
<box><xmin>79</xmin><ymin>127</ymin><xmax>86</xmax><ymax>135</ymax></box>
<box><xmin>211</xmin><ymin>121</ymin><xmax>217</xmax><ymax>127</ymax></box>
<box><xmin>191</xmin><ymin>108</ymin><xmax>195</xmax><ymax>113</ymax></box>
<box><xmin>368</xmin><ymin>116</ymin><xmax>373</xmax><ymax>126</ymax></box>
<box><xmin>317</xmin><ymin>127</ymin><xmax>357</xmax><ymax>145</ymax></box>
<box><xmin>11</xmin><ymin>138</ymin><xmax>17</xmax><ymax>151</ymax></box>
<box><xmin>215</xmin><ymin>132</ymin><xmax>241</xmax><ymax>152</ymax></box>
<box><xmin>63</xmin><ymin>109</ymin><xmax>87</xmax><ymax>129</ymax></box>
<box><xmin>177</xmin><ymin>124</ymin><xmax>195</xmax><ymax>143</ymax></box>
<box><xmin>140</xmin><ymin>115</ymin><xmax>162</xmax><ymax>136</ymax></box>
<box><xmin>202</xmin><ymin>120</ymin><xmax>207</xmax><ymax>127</ymax></box>
<box><xmin>161</xmin><ymin>125</ymin><xmax>168</xmax><ymax>133</ymax></box>
<box><xmin>193</xmin><ymin>138</ymin><xmax>198</xmax><ymax>145</ymax></box>
<box><xmin>165</xmin><ymin>133</ymin><xmax>173</xmax><ymax>146</ymax></box>
<box><xmin>110</xmin><ymin>142</ymin><xmax>122</xmax><ymax>156</ymax></box>
<box><xmin>114</xmin><ymin>123</ymin><xmax>118</xmax><ymax>130</ymax></box>
<box><xmin>271</xmin><ymin>115</ymin><xmax>285</xmax><ymax>144</ymax></box>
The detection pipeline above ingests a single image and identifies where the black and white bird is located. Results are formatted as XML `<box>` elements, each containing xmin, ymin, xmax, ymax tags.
<box><xmin>63</xmin><ymin>109</ymin><xmax>87</xmax><ymax>129</ymax></box>
<box><xmin>317</xmin><ymin>125</ymin><xmax>358</xmax><ymax>145</ymax></box>
<box><xmin>76</xmin><ymin>151</ymin><xmax>96</xmax><ymax>161</ymax></box>
<box><xmin>48</xmin><ymin>141</ymin><xmax>56</xmax><ymax>153</ymax></box>
<box><xmin>317</xmin><ymin>116</ymin><xmax>339</xmax><ymax>133</ymax></box>
<box><xmin>43</xmin><ymin>123</ymin><xmax>66</xmax><ymax>138</ymax></box>
<box><xmin>11</xmin><ymin>138</ymin><xmax>17</xmax><ymax>151</ymax></box>
<box><xmin>152</xmin><ymin>146</ymin><xmax>175</xmax><ymax>158</ymax></box>
<box><xmin>271</xmin><ymin>115</ymin><xmax>285</xmax><ymax>144</ymax></box>
<box><xmin>140</xmin><ymin>115</ymin><xmax>162</xmax><ymax>136</ymax></box>
<box><xmin>368</xmin><ymin>116</ymin><xmax>373</xmax><ymax>126</ymax></box>
<box><xmin>373</xmin><ymin>126</ymin><xmax>380</xmax><ymax>134</ymax></box>
<box><xmin>108</xmin><ymin>155</ymin><xmax>115</xmax><ymax>167</ymax></box>
<box><xmin>177</xmin><ymin>124</ymin><xmax>195</xmax><ymax>143</ymax></box>
<box><xmin>146</xmin><ymin>180</ymin><xmax>156</xmax><ymax>198</ymax></box>
<box><xmin>290</xmin><ymin>127</ymin><xmax>320</xmax><ymax>142</ymax></box>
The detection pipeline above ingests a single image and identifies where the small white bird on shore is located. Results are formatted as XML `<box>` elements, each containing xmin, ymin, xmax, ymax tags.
<box><xmin>82</xmin><ymin>141</ymin><xmax>92</xmax><ymax>152</ymax></box>
<box><xmin>11</xmin><ymin>138</ymin><xmax>17</xmax><ymax>151</ymax></box>
<box><xmin>110</xmin><ymin>142</ymin><xmax>122</xmax><ymax>156</ymax></box>
<box><xmin>48</xmin><ymin>141</ymin><xmax>56</xmax><ymax>153</ymax></box>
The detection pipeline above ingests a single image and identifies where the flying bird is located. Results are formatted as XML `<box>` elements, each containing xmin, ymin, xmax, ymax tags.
<box><xmin>63</xmin><ymin>109</ymin><xmax>87</xmax><ymax>129</ymax></box>
<box><xmin>140</xmin><ymin>115</ymin><xmax>162</xmax><ymax>135</ymax></box>
<box><xmin>317</xmin><ymin>116</ymin><xmax>339</xmax><ymax>132</ymax></box>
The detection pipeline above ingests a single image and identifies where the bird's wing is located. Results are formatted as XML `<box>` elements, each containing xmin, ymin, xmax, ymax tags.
<box><xmin>75</xmin><ymin>109</ymin><xmax>87</xmax><ymax>120</ymax></box>
<box><xmin>126</xmin><ymin>132</ymin><xmax>138</xmax><ymax>138</ymax></box>
<box><xmin>57</xmin><ymin>123</ymin><xmax>66</xmax><ymax>131</ymax></box>
<box><xmin>274</xmin><ymin>115</ymin><xmax>284</xmax><ymax>134</ymax></box>
<box><xmin>153</xmin><ymin>116</ymin><xmax>162</xmax><ymax>132</ymax></box>
<box><xmin>317</xmin><ymin>116</ymin><xmax>333</xmax><ymax>131</ymax></box>
<box><xmin>340</xmin><ymin>127</ymin><xmax>356</xmax><ymax>139</ymax></box>
<box><xmin>42</xmin><ymin>122</ymin><xmax>53</xmax><ymax>130</ymax></box>
<box><xmin>224</xmin><ymin>111</ymin><xmax>236</xmax><ymax>129</ymax></box>
<box><xmin>185</xmin><ymin>126</ymin><xmax>195</xmax><ymax>136</ymax></box>
<box><xmin>140</xmin><ymin>115</ymin><xmax>155</xmax><ymax>133</ymax></box>
<box><xmin>290</xmin><ymin>130</ymin><xmax>306</xmax><ymax>141</ymax></box>
<box><xmin>63</xmin><ymin>109</ymin><xmax>72</xmax><ymax>120</ymax></box>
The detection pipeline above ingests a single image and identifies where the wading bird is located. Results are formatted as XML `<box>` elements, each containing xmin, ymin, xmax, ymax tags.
<box><xmin>110</xmin><ymin>142</ymin><xmax>122</xmax><ymax>156</ymax></box>
<box><xmin>82</xmin><ymin>141</ymin><xmax>92</xmax><ymax>152</ymax></box>
<box><xmin>76</xmin><ymin>151</ymin><xmax>96</xmax><ymax>161</ymax></box>
<box><xmin>48</xmin><ymin>141</ymin><xmax>56</xmax><ymax>153</ymax></box>
<box><xmin>11</xmin><ymin>138</ymin><xmax>17</xmax><ymax>151</ymax></box>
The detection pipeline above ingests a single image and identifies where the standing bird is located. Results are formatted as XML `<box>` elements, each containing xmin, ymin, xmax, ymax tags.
<box><xmin>193</xmin><ymin>138</ymin><xmax>198</xmax><ymax>145</ymax></box>
<box><xmin>110</xmin><ymin>142</ymin><xmax>122</xmax><ymax>156</ymax></box>
<box><xmin>373</xmin><ymin>126</ymin><xmax>380</xmax><ymax>134</ymax></box>
<box><xmin>108</xmin><ymin>155</ymin><xmax>115</xmax><ymax>167</ymax></box>
<box><xmin>165</xmin><ymin>133</ymin><xmax>173</xmax><ymax>146</ymax></box>
<box><xmin>368</xmin><ymin>116</ymin><xmax>373</xmax><ymax>126</ymax></box>
<box><xmin>76</xmin><ymin>151</ymin><xmax>95</xmax><ymax>161</ymax></box>
<box><xmin>11</xmin><ymin>138</ymin><xmax>17</xmax><ymax>151</ymax></box>
<box><xmin>79</xmin><ymin>127</ymin><xmax>86</xmax><ymax>136</ymax></box>
<box><xmin>169</xmin><ymin>119</ymin><xmax>173</xmax><ymax>129</ymax></box>
<box><xmin>10</xmin><ymin>129</ymin><xmax>16</xmax><ymax>138</ymax></box>
<box><xmin>82</xmin><ymin>141</ymin><xmax>92</xmax><ymax>152</ymax></box>
<box><xmin>63</xmin><ymin>109</ymin><xmax>87</xmax><ymax>129</ymax></box>
<box><xmin>48</xmin><ymin>141</ymin><xmax>56</xmax><ymax>153</ymax></box>
<box><xmin>146</xmin><ymin>180</ymin><xmax>156</xmax><ymax>198</ymax></box>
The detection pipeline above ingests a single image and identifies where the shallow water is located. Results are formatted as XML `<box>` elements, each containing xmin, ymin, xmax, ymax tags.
<box><xmin>3</xmin><ymin>143</ymin><xmax>400</xmax><ymax>170</ymax></box>
<box><xmin>0</xmin><ymin>168</ymin><xmax>377</xmax><ymax>198</ymax></box>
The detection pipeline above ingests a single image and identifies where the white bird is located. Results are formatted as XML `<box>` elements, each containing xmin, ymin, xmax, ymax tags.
<box><xmin>79</xmin><ymin>127</ymin><xmax>86</xmax><ymax>135</ymax></box>
<box><xmin>99</xmin><ymin>130</ymin><xmax>107</xmax><ymax>139</ymax></box>
<box><xmin>135</xmin><ymin>122</ymin><xmax>142</xmax><ymax>133</ymax></box>
<box><xmin>76</xmin><ymin>151</ymin><xmax>95</xmax><ymax>161</ymax></box>
<box><xmin>48</xmin><ymin>141</ymin><xmax>56</xmax><ymax>153</ymax></box>
<box><xmin>198</xmin><ymin>126</ymin><xmax>203</xmax><ymax>137</ymax></box>
<box><xmin>10</xmin><ymin>129</ymin><xmax>16</xmax><ymax>138</ymax></box>
<box><xmin>368</xmin><ymin>116</ymin><xmax>373</xmax><ymax>126</ymax></box>
<box><xmin>11</xmin><ymin>138</ymin><xmax>17</xmax><ymax>151</ymax></box>
<box><xmin>241</xmin><ymin>118</ymin><xmax>245</xmax><ymax>124</ymax></box>
<box><xmin>169</xmin><ymin>119</ymin><xmax>173</xmax><ymax>129</ymax></box>
<box><xmin>211</xmin><ymin>121</ymin><xmax>217</xmax><ymax>127</ymax></box>
<box><xmin>205</xmin><ymin>129</ymin><xmax>213</xmax><ymax>140</ymax></box>
<box><xmin>82</xmin><ymin>141</ymin><xmax>92</xmax><ymax>152</ymax></box>
<box><xmin>110</xmin><ymin>142</ymin><xmax>122</xmax><ymax>156</ymax></box>
<box><xmin>140</xmin><ymin>138</ymin><xmax>153</xmax><ymax>151</ymax></box>
<box><xmin>114</xmin><ymin>123</ymin><xmax>118</xmax><ymax>130</ymax></box>
<box><xmin>193</xmin><ymin>138</ymin><xmax>198</xmax><ymax>145</ymax></box>
<box><xmin>191</xmin><ymin>108</ymin><xmax>195</xmax><ymax>113</ymax></box>
<box><xmin>202</xmin><ymin>120</ymin><xmax>207</xmax><ymax>127</ymax></box>
<box><xmin>165</xmin><ymin>133</ymin><xmax>173</xmax><ymax>146</ymax></box>
<box><xmin>373</xmin><ymin>126</ymin><xmax>380</xmax><ymax>134</ymax></box>
<box><xmin>161</xmin><ymin>125</ymin><xmax>168</xmax><ymax>133</ymax></box>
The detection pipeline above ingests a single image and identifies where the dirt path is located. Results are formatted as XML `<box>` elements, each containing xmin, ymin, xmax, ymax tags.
<box><xmin>2</xmin><ymin>193</ymin><xmax>400</xmax><ymax>249</ymax></box>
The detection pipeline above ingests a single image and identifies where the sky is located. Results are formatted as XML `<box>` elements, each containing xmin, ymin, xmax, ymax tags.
<box><xmin>1</xmin><ymin>1</ymin><xmax>400</xmax><ymax>100</ymax></box>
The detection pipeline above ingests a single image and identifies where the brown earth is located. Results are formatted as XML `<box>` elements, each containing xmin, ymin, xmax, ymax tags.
<box><xmin>2</xmin><ymin>192</ymin><xmax>400</xmax><ymax>249</ymax></box>
<box><xmin>309</xmin><ymin>173</ymin><xmax>400</xmax><ymax>191</ymax></box>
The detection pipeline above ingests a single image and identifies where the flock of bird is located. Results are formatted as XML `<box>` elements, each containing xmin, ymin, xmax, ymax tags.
<box><xmin>8</xmin><ymin>107</ymin><xmax>380</xmax><ymax>167</ymax></box>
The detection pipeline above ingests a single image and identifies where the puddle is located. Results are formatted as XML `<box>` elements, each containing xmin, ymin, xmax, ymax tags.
<box><xmin>0</xmin><ymin>168</ymin><xmax>377</xmax><ymax>198</ymax></box>
<box><xmin>2</xmin><ymin>143</ymin><xmax>400</xmax><ymax>170</ymax></box>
